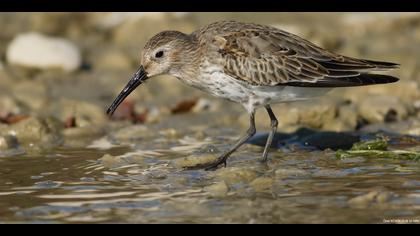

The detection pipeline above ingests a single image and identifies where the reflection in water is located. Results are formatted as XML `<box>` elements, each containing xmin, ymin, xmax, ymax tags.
<box><xmin>0</xmin><ymin>129</ymin><xmax>419</xmax><ymax>223</ymax></box>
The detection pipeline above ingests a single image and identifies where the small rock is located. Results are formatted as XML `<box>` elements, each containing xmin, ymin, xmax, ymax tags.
<box><xmin>0</xmin><ymin>95</ymin><xmax>22</xmax><ymax>118</ymax></box>
<box><xmin>204</xmin><ymin>181</ymin><xmax>229</xmax><ymax>197</ymax></box>
<box><xmin>248</xmin><ymin>97</ymin><xmax>339</xmax><ymax>130</ymax></box>
<box><xmin>215</xmin><ymin>167</ymin><xmax>258</xmax><ymax>186</ymax></box>
<box><xmin>11</xmin><ymin>81</ymin><xmax>48</xmax><ymax>111</ymax></box>
<box><xmin>0</xmin><ymin>135</ymin><xmax>19</xmax><ymax>150</ymax></box>
<box><xmin>142</xmin><ymin>106</ymin><xmax>161</xmax><ymax>123</ymax></box>
<box><xmin>323</xmin><ymin>119</ymin><xmax>354</xmax><ymax>132</ymax></box>
<box><xmin>62</xmin><ymin>125</ymin><xmax>105</xmax><ymax>139</ymax></box>
<box><xmin>348</xmin><ymin>191</ymin><xmax>379</xmax><ymax>207</ymax></box>
<box><xmin>249</xmin><ymin>177</ymin><xmax>273</xmax><ymax>192</ymax></box>
<box><xmin>146</xmin><ymin>171</ymin><xmax>167</xmax><ymax>180</ymax></box>
<box><xmin>159</xmin><ymin>128</ymin><xmax>179</xmax><ymax>139</ymax></box>
<box><xmin>111</xmin><ymin>125</ymin><xmax>151</xmax><ymax>142</ymax></box>
<box><xmin>6</xmin><ymin>32</ymin><xmax>81</xmax><ymax>72</ymax></box>
<box><xmin>358</xmin><ymin>95</ymin><xmax>409</xmax><ymax>124</ymax></box>
<box><xmin>336</xmin><ymin>104</ymin><xmax>358</xmax><ymax>130</ymax></box>
<box><xmin>100</xmin><ymin>154</ymin><xmax>126</xmax><ymax>169</ymax></box>
<box><xmin>376</xmin><ymin>191</ymin><xmax>392</xmax><ymax>203</ymax></box>
<box><xmin>0</xmin><ymin>116</ymin><xmax>63</xmax><ymax>151</ymax></box>
<box><xmin>99</xmin><ymin>153</ymin><xmax>146</xmax><ymax>169</ymax></box>
<box><xmin>275</xmin><ymin>168</ymin><xmax>309</xmax><ymax>178</ymax></box>
<box><xmin>171</xmin><ymin>154</ymin><xmax>218</xmax><ymax>169</ymax></box>
<box><xmin>360</xmin><ymin>118</ymin><xmax>420</xmax><ymax>136</ymax></box>
<box><xmin>364</xmin><ymin>81</ymin><xmax>420</xmax><ymax>102</ymax></box>
<box><xmin>298</xmin><ymin>98</ymin><xmax>339</xmax><ymax>129</ymax></box>
<box><xmin>0</xmin><ymin>117</ymin><xmax>48</xmax><ymax>143</ymax></box>
<box><xmin>348</xmin><ymin>190</ymin><xmax>393</xmax><ymax>208</ymax></box>
<box><xmin>49</xmin><ymin>99</ymin><xmax>108</xmax><ymax>127</ymax></box>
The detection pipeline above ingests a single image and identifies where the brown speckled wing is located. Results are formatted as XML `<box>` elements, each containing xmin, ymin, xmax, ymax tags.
<box><xmin>202</xmin><ymin>21</ymin><xmax>399</xmax><ymax>87</ymax></box>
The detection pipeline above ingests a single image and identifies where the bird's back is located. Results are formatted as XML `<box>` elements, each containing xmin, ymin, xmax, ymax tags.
<box><xmin>192</xmin><ymin>20</ymin><xmax>399</xmax><ymax>88</ymax></box>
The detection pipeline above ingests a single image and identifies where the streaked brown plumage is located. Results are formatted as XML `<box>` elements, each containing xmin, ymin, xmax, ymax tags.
<box><xmin>107</xmin><ymin>20</ymin><xmax>399</xmax><ymax>170</ymax></box>
<box><xmin>194</xmin><ymin>21</ymin><xmax>398</xmax><ymax>87</ymax></box>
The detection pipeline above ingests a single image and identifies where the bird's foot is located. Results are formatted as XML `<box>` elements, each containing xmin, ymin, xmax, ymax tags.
<box><xmin>204</xmin><ymin>159</ymin><xmax>227</xmax><ymax>171</ymax></box>
<box><xmin>259</xmin><ymin>155</ymin><xmax>268</xmax><ymax>164</ymax></box>
<box><xmin>184</xmin><ymin>156</ymin><xmax>228</xmax><ymax>171</ymax></box>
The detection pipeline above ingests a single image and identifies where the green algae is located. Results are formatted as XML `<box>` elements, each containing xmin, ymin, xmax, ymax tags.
<box><xmin>351</xmin><ymin>139</ymin><xmax>388</xmax><ymax>151</ymax></box>
<box><xmin>336</xmin><ymin>138</ymin><xmax>420</xmax><ymax>160</ymax></box>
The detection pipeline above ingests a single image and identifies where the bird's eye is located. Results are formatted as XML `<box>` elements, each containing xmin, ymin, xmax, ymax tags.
<box><xmin>155</xmin><ymin>51</ymin><xmax>164</xmax><ymax>58</ymax></box>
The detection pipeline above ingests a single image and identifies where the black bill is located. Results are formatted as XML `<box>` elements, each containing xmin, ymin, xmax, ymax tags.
<box><xmin>106</xmin><ymin>66</ymin><xmax>148</xmax><ymax>116</ymax></box>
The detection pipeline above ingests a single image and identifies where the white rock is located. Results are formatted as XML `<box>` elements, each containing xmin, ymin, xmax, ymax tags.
<box><xmin>6</xmin><ymin>32</ymin><xmax>81</xmax><ymax>72</ymax></box>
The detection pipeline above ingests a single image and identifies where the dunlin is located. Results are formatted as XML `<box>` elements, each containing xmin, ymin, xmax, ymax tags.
<box><xmin>107</xmin><ymin>21</ymin><xmax>399</xmax><ymax>170</ymax></box>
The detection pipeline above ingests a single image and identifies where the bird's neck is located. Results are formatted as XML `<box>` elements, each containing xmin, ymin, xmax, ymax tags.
<box><xmin>169</xmin><ymin>38</ymin><xmax>201</xmax><ymax>81</ymax></box>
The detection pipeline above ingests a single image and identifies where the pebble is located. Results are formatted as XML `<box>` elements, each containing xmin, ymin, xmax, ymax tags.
<box><xmin>50</xmin><ymin>99</ymin><xmax>108</xmax><ymax>127</ymax></box>
<box><xmin>214</xmin><ymin>167</ymin><xmax>258</xmax><ymax>186</ymax></box>
<box><xmin>348</xmin><ymin>190</ymin><xmax>392</xmax><ymax>208</ymax></box>
<box><xmin>11</xmin><ymin>81</ymin><xmax>48</xmax><ymax>111</ymax></box>
<box><xmin>248</xmin><ymin>97</ymin><xmax>339</xmax><ymax>131</ymax></box>
<box><xmin>6</xmin><ymin>32</ymin><xmax>81</xmax><ymax>72</ymax></box>
<box><xmin>275</xmin><ymin>168</ymin><xmax>309</xmax><ymax>178</ymax></box>
<box><xmin>249</xmin><ymin>177</ymin><xmax>274</xmax><ymax>192</ymax></box>
<box><xmin>358</xmin><ymin>95</ymin><xmax>409</xmax><ymax>123</ymax></box>
<box><xmin>204</xmin><ymin>181</ymin><xmax>229</xmax><ymax>197</ymax></box>
<box><xmin>62</xmin><ymin>126</ymin><xmax>105</xmax><ymax>139</ymax></box>
<box><xmin>111</xmin><ymin>125</ymin><xmax>151</xmax><ymax>142</ymax></box>
<box><xmin>360</xmin><ymin>118</ymin><xmax>420</xmax><ymax>136</ymax></box>
<box><xmin>0</xmin><ymin>95</ymin><xmax>22</xmax><ymax>117</ymax></box>
<box><xmin>0</xmin><ymin>135</ymin><xmax>19</xmax><ymax>150</ymax></box>
<box><xmin>100</xmin><ymin>154</ymin><xmax>126</xmax><ymax>169</ymax></box>
<box><xmin>0</xmin><ymin>117</ymin><xmax>48</xmax><ymax>143</ymax></box>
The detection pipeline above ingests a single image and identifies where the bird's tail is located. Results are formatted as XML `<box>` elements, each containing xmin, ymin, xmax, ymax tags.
<box><xmin>361</xmin><ymin>59</ymin><xmax>400</xmax><ymax>70</ymax></box>
<box><xmin>285</xmin><ymin>73</ymin><xmax>399</xmax><ymax>87</ymax></box>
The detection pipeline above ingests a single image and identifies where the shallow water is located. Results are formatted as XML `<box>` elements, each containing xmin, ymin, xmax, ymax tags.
<box><xmin>1</xmin><ymin>127</ymin><xmax>419</xmax><ymax>224</ymax></box>
<box><xmin>0</xmin><ymin>12</ymin><xmax>420</xmax><ymax>224</ymax></box>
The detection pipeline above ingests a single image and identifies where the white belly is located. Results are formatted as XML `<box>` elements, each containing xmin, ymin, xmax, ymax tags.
<box><xmin>188</xmin><ymin>71</ymin><xmax>332</xmax><ymax>113</ymax></box>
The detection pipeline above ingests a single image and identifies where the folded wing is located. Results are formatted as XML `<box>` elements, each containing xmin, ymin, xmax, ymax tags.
<box><xmin>206</xmin><ymin>21</ymin><xmax>399</xmax><ymax>87</ymax></box>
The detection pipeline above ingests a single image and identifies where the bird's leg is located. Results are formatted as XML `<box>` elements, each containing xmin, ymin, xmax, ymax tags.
<box><xmin>187</xmin><ymin>111</ymin><xmax>256</xmax><ymax>171</ymax></box>
<box><xmin>261</xmin><ymin>105</ymin><xmax>278</xmax><ymax>163</ymax></box>
<box><xmin>205</xmin><ymin>111</ymin><xmax>256</xmax><ymax>170</ymax></box>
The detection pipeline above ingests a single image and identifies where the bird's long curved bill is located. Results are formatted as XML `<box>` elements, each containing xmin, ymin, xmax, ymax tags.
<box><xmin>107</xmin><ymin>66</ymin><xmax>148</xmax><ymax>116</ymax></box>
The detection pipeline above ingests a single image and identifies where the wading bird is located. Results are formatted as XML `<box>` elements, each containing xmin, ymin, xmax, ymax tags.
<box><xmin>107</xmin><ymin>21</ymin><xmax>399</xmax><ymax>170</ymax></box>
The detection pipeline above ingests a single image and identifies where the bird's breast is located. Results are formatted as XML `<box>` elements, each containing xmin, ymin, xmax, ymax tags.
<box><xmin>195</xmin><ymin>70</ymin><xmax>252</xmax><ymax>104</ymax></box>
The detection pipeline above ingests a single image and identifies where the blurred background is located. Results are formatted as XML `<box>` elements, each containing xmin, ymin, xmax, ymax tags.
<box><xmin>0</xmin><ymin>13</ymin><xmax>419</xmax><ymax>223</ymax></box>
<box><xmin>1</xmin><ymin>13</ymin><xmax>419</xmax><ymax>139</ymax></box>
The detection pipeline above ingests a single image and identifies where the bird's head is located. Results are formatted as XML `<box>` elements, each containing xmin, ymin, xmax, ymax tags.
<box><xmin>107</xmin><ymin>30</ymin><xmax>195</xmax><ymax>116</ymax></box>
